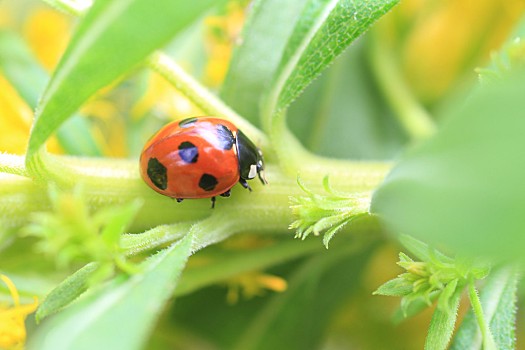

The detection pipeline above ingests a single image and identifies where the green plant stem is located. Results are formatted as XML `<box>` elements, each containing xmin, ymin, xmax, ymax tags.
<box><xmin>368</xmin><ymin>30</ymin><xmax>436</xmax><ymax>141</ymax></box>
<box><xmin>121</xmin><ymin>223</ymin><xmax>192</xmax><ymax>255</ymax></box>
<box><xmin>1</xmin><ymin>153</ymin><xmax>388</xmax><ymax>234</ymax></box>
<box><xmin>269</xmin><ymin>112</ymin><xmax>391</xmax><ymax>186</ymax></box>
<box><xmin>468</xmin><ymin>282</ymin><xmax>497</xmax><ymax>350</ymax></box>
<box><xmin>145</xmin><ymin>52</ymin><xmax>271</xmax><ymax>153</ymax></box>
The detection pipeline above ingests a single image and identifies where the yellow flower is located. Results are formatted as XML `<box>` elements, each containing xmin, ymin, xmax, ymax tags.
<box><xmin>204</xmin><ymin>1</ymin><xmax>247</xmax><ymax>87</ymax></box>
<box><xmin>225</xmin><ymin>271</ymin><xmax>287</xmax><ymax>304</ymax></box>
<box><xmin>23</xmin><ymin>8</ymin><xmax>71</xmax><ymax>71</ymax></box>
<box><xmin>0</xmin><ymin>274</ymin><xmax>38</xmax><ymax>350</ymax></box>
<box><xmin>0</xmin><ymin>74</ymin><xmax>62</xmax><ymax>154</ymax></box>
<box><xmin>380</xmin><ymin>0</ymin><xmax>525</xmax><ymax>104</ymax></box>
<box><xmin>131</xmin><ymin>72</ymin><xmax>202</xmax><ymax>122</ymax></box>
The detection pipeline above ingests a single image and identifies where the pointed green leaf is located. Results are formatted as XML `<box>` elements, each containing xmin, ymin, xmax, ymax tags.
<box><xmin>28</xmin><ymin>234</ymin><xmax>193</xmax><ymax>350</ymax></box>
<box><xmin>264</xmin><ymin>0</ymin><xmax>399</xmax><ymax>118</ymax></box>
<box><xmin>220</xmin><ymin>0</ymin><xmax>306</xmax><ymax>123</ymax></box>
<box><xmin>399</xmin><ymin>234</ymin><xmax>453</xmax><ymax>264</ymax></box>
<box><xmin>99</xmin><ymin>199</ymin><xmax>143</xmax><ymax>247</ymax></box>
<box><xmin>372</xmin><ymin>68</ymin><xmax>525</xmax><ymax>260</ymax></box>
<box><xmin>424</xmin><ymin>287</ymin><xmax>462</xmax><ymax>350</ymax></box>
<box><xmin>373</xmin><ymin>277</ymin><xmax>413</xmax><ymax>297</ymax></box>
<box><xmin>26</xmin><ymin>0</ymin><xmax>227</xmax><ymax>163</ymax></box>
<box><xmin>436</xmin><ymin>278</ymin><xmax>458</xmax><ymax>314</ymax></box>
<box><xmin>35</xmin><ymin>262</ymin><xmax>100</xmax><ymax>323</ymax></box>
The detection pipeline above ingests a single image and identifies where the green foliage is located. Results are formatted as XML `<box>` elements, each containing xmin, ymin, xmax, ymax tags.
<box><xmin>450</xmin><ymin>267</ymin><xmax>519</xmax><ymax>350</ymax></box>
<box><xmin>290</xmin><ymin>176</ymin><xmax>369</xmax><ymax>247</ymax></box>
<box><xmin>24</xmin><ymin>185</ymin><xmax>142</xmax><ymax>276</ymax></box>
<box><xmin>372</xmin><ymin>67</ymin><xmax>525</xmax><ymax>260</ymax></box>
<box><xmin>267</xmin><ymin>0</ymin><xmax>399</xmax><ymax>115</ymax></box>
<box><xmin>26</xmin><ymin>0</ymin><xmax>228</xmax><ymax>164</ymax></box>
<box><xmin>220</xmin><ymin>0</ymin><xmax>306</xmax><ymax>124</ymax></box>
<box><xmin>0</xmin><ymin>0</ymin><xmax>523</xmax><ymax>348</ymax></box>
<box><xmin>374</xmin><ymin>235</ymin><xmax>488</xmax><ymax>316</ymax></box>
<box><xmin>28</xmin><ymin>234</ymin><xmax>193</xmax><ymax>350</ymax></box>
<box><xmin>35</xmin><ymin>262</ymin><xmax>99</xmax><ymax>322</ymax></box>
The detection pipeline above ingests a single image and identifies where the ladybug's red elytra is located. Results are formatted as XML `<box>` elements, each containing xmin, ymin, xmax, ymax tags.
<box><xmin>140</xmin><ymin>117</ymin><xmax>267</xmax><ymax>207</ymax></box>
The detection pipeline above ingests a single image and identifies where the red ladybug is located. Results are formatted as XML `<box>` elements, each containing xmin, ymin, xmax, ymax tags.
<box><xmin>140</xmin><ymin>117</ymin><xmax>267</xmax><ymax>207</ymax></box>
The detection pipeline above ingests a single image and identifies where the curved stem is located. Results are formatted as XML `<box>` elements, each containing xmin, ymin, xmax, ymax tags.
<box><xmin>468</xmin><ymin>282</ymin><xmax>497</xmax><ymax>350</ymax></box>
<box><xmin>369</xmin><ymin>30</ymin><xmax>436</xmax><ymax>141</ymax></box>
<box><xmin>145</xmin><ymin>52</ymin><xmax>271</xmax><ymax>153</ymax></box>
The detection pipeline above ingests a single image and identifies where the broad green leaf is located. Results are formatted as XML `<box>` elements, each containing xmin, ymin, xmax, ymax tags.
<box><xmin>450</xmin><ymin>267</ymin><xmax>518</xmax><ymax>350</ymax></box>
<box><xmin>26</xmin><ymin>0</ymin><xmax>227</xmax><ymax>163</ymax></box>
<box><xmin>0</xmin><ymin>30</ymin><xmax>101</xmax><ymax>156</ymax></box>
<box><xmin>264</xmin><ymin>0</ymin><xmax>399</xmax><ymax>119</ymax></box>
<box><xmin>28</xmin><ymin>234</ymin><xmax>193</xmax><ymax>350</ymax></box>
<box><xmin>424</xmin><ymin>287</ymin><xmax>462</xmax><ymax>350</ymax></box>
<box><xmin>220</xmin><ymin>0</ymin><xmax>305</xmax><ymax>124</ymax></box>
<box><xmin>371</xmin><ymin>68</ymin><xmax>525</xmax><ymax>260</ymax></box>
<box><xmin>35</xmin><ymin>262</ymin><xmax>99</xmax><ymax>323</ymax></box>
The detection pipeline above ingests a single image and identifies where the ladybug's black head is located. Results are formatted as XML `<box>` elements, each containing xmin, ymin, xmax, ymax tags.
<box><xmin>236</xmin><ymin>130</ymin><xmax>267</xmax><ymax>185</ymax></box>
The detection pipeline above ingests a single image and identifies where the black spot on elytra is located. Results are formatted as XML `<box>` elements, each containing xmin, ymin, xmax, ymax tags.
<box><xmin>178</xmin><ymin>141</ymin><xmax>199</xmax><ymax>163</ymax></box>
<box><xmin>178</xmin><ymin>117</ymin><xmax>197</xmax><ymax>128</ymax></box>
<box><xmin>199</xmin><ymin>173</ymin><xmax>218</xmax><ymax>191</ymax></box>
<box><xmin>216</xmin><ymin>124</ymin><xmax>234</xmax><ymax>150</ymax></box>
<box><xmin>147</xmin><ymin>158</ymin><xmax>167</xmax><ymax>190</ymax></box>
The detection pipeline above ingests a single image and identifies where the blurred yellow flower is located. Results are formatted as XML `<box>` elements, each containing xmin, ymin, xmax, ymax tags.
<box><xmin>0</xmin><ymin>75</ymin><xmax>32</xmax><ymax>154</ymax></box>
<box><xmin>131</xmin><ymin>72</ymin><xmax>202</xmax><ymax>122</ymax></box>
<box><xmin>0</xmin><ymin>74</ymin><xmax>61</xmax><ymax>155</ymax></box>
<box><xmin>204</xmin><ymin>1</ymin><xmax>247</xmax><ymax>87</ymax></box>
<box><xmin>0</xmin><ymin>274</ymin><xmax>38</xmax><ymax>350</ymax></box>
<box><xmin>225</xmin><ymin>271</ymin><xmax>287</xmax><ymax>304</ymax></box>
<box><xmin>381</xmin><ymin>0</ymin><xmax>525</xmax><ymax>104</ymax></box>
<box><xmin>23</xmin><ymin>8</ymin><xmax>70</xmax><ymax>71</ymax></box>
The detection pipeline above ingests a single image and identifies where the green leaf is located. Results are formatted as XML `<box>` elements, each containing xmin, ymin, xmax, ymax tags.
<box><xmin>26</xmin><ymin>0</ymin><xmax>227</xmax><ymax>163</ymax></box>
<box><xmin>220</xmin><ymin>0</ymin><xmax>306</xmax><ymax>124</ymax></box>
<box><xmin>264</xmin><ymin>0</ymin><xmax>399</xmax><ymax>118</ymax></box>
<box><xmin>28</xmin><ymin>234</ymin><xmax>193</xmax><ymax>350</ymax></box>
<box><xmin>371</xmin><ymin>68</ymin><xmax>525</xmax><ymax>260</ymax></box>
<box><xmin>35</xmin><ymin>262</ymin><xmax>100</xmax><ymax>323</ymax></box>
<box><xmin>399</xmin><ymin>234</ymin><xmax>453</xmax><ymax>264</ymax></box>
<box><xmin>98</xmin><ymin>199</ymin><xmax>143</xmax><ymax>247</ymax></box>
<box><xmin>436</xmin><ymin>278</ymin><xmax>458</xmax><ymax>314</ymax></box>
<box><xmin>373</xmin><ymin>277</ymin><xmax>413</xmax><ymax>297</ymax></box>
<box><xmin>450</xmin><ymin>267</ymin><xmax>519</xmax><ymax>350</ymax></box>
<box><xmin>424</xmin><ymin>287</ymin><xmax>462</xmax><ymax>350</ymax></box>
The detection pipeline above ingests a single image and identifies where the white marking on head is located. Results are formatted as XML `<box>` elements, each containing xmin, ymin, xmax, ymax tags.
<box><xmin>248</xmin><ymin>164</ymin><xmax>257</xmax><ymax>179</ymax></box>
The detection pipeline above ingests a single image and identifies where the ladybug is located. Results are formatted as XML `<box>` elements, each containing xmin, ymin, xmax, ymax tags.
<box><xmin>140</xmin><ymin>116</ymin><xmax>267</xmax><ymax>207</ymax></box>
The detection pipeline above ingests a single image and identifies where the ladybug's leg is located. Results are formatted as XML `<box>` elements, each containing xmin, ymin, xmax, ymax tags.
<box><xmin>176</xmin><ymin>198</ymin><xmax>184</xmax><ymax>203</ymax></box>
<box><xmin>211</xmin><ymin>196</ymin><xmax>216</xmax><ymax>209</ymax></box>
<box><xmin>220</xmin><ymin>190</ymin><xmax>231</xmax><ymax>197</ymax></box>
<box><xmin>239</xmin><ymin>179</ymin><xmax>252</xmax><ymax>192</ymax></box>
